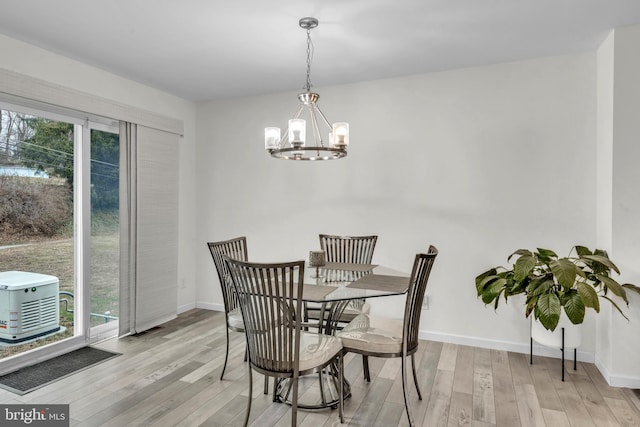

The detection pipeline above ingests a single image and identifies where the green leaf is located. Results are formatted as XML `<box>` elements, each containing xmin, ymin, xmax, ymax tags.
<box><xmin>525</xmin><ymin>298</ymin><xmax>536</xmax><ymax>317</ymax></box>
<box><xmin>581</xmin><ymin>255</ymin><xmax>620</xmax><ymax>274</ymax></box>
<box><xmin>528</xmin><ymin>277</ymin><xmax>553</xmax><ymax>296</ymax></box>
<box><xmin>576</xmin><ymin>281</ymin><xmax>600</xmax><ymax>312</ymax></box>
<box><xmin>476</xmin><ymin>268</ymin><xmax>496</xmax><ymax>283</ymax></box>
<box><xmin>596</xmin><ymin>274</ymin><xmax>628</xmax><ymax>304</ymax></box>
<box><xmin>622</xmin><ymin>283</ymin><xmax>640</xmax><ymax>296</ymax></box>
<box><xmin>550</xmin><ymin>259</ymin><xmax>577</xmax><ymax>289</ymax></box>
<box><xmin>508</xmin><ymin>249</ymin><xmax>532</xmax><ymax>264</ymax></box>
<box><xmin>536</xmin><ymin>248</ymin><xmax>557</xmax><ymax>262</ymax></box>
<box><xmin>476</xmin><ymin>269</ymin><xmax>497</xmax><ymax>294</ymax></box>
<box><xmin>481</xmin><ymin>278</ymin><xmax>506</xmax><ymax>304</ymax></box>
<box><xmin>514</xmin><ymin>254</ymin><xmax>536</xmax><ymax>282</ymax></box>
<box><xmin>594</xmin><ymin>248</ymin><xmax>608</xmax><ymax>257</ymax></box>
<box><xmin>600</xmin><ymin>295</ymin><xmax>630</xmax><ymax>321</ymax></box>
<box><xmin>536</xmin><ymin>293</ymin><xmax>561</xmax><ymax>331</ymax></box>
<box><xmin>563</xmin><ymin>290</ymin><xmax>586</xmax><ymax>324</ymax></box>
<box><xmin>574</xmin><ymin>245</ymin><xmax>592</xmax><ymax>257</ymax></box>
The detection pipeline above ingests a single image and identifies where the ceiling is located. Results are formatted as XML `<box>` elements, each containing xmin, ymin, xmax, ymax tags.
<box><xmin>1</xmin><ymin>0</ymin><xmax>640</xmax><ymax>102</ymax></box>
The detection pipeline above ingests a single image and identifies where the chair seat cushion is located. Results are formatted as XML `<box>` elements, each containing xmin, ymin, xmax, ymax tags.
<box><xmin>337</xmin><ymin>314</ymin><xmax>404</xmax><ymax>354</ymax></box>
<box><xmin>227</xmin><ymin>307</ymin><xmax>244</xmax><ymax>331</ymax></box>
<box><xmin>298</xmin><ymin>331</ymin><xmax>343</xmax><ymax>372</ymax></box>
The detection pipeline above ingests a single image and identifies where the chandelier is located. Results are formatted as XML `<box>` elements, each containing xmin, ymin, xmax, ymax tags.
<box><xmin>264</xmin><ymin>17</ymin><xmax>349</xmax><ymax>161</ymax></box>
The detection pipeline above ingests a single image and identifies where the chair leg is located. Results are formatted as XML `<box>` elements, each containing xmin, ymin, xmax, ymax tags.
<box><xmin>243</xmin><ymin>365</ymin><xmax>253</xmax><ymax>427</ymax></box>
<box><xmin>263</xmin><ymin>376</ymin><xmax>269</xmax><ymax>395</ymax></box>
<box><xmin>318</xmin><ymin>371</ymin><xmax>327</xmax><ymax>405</ymax></box>
<box><xmin>339</xmin><ymin>354</ymin><xmax>344</xmax><ymax>423</ymax></box>
<box><xmin>411</xmin><ymin>353</ymin><xmax>422</xmax><ymax>401</ymax></box>
<box><xmin>401</xmin><ymin>356</ymin><xmax>415</xmax><ymax>427</ymax></box>
<box><xmin>291</xmin><ymin>375</ymin><xmax>299</xmax><ymax>427</ymax></box>
<box><xmin>363</xmin><ymin>355</ymin><xmax>371</xmax><ymax>382</ymax></box>
<box><xmin>221</xmin><ymin>328</ymin><xmax>230</xmax><ymax>380</ymax></box>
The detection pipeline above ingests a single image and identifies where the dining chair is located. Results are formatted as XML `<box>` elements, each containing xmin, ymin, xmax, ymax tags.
<box><xmin>309</xmin><ymin>234</ymin><xmax>378</xmax><ymax>324</ymax></box>
<box><xmin>206</xmin><ymin>237</ymin><xmax>249</xmax><ymax>381</ymax></box>
<box><xmin>320</xmin><ymin>233</ymin><xmax>378</xmax><ymax>264</ymax></box>
<box><xmin>336</xmin><ymin>246</ymin><xmax>438</xmax><ymax>427</ymax></box>
<box><xmin>310</xmin><ymin>234</ymin><xmax>378</xmax><ymax>379</ymax></box>
<box><xmin>224</xmin><ymin>256</ymin><xmax>344</xmax><ymax>427</ymax></box>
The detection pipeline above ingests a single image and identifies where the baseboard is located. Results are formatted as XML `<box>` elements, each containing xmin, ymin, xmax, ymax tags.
<box><xmin>178</xmin><ymin>302</ymin><xmax>225</xmax><ymax>314</ymax></box>
<box><xmin>419</xmin><ymin>329</ymin><xmax>595</xmax><ymax>363</ymax></box>
<box><xmin>177</xmin><ymin>302</ymin><xmax>197</xmax><ymax>314</ymax></box>
<box><xmin>195</xmin><ymin>302</ymin><xmax>224</xmax><ymax>312</ymax></box>
<box><xmin>595</xmin><ymin>354</ymin><xmax>640</xmax><ymax>388</ymax></box>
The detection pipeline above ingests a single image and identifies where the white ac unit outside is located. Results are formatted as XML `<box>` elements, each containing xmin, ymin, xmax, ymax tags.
<box><xmin>0</xmin><ymin>271</ymin><xmax>61</xmax><ymax>344</ymax></box>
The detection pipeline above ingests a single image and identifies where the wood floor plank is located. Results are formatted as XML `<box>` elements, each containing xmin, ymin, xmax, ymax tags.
<box><xmin>76</xmin><ymin>361</ymin><xmax>203</xmax><ymax>426</ymax></box>
<box><xmin>438</xmin><ymin>342</ymin><xmax>458</xmax><ymax>372</ymax></box>
<box><xmin>452</xmin><ymin>345</ymin><xmax>474</xmax><ymax>394</ymax></box>
<box><xmin>569</xmin><ymin>370</ymin><xmax>620</xmax><ymax>426</ymax></box>
<box><xmin>350</xmin><ymin>377</ymin><xmax>394</xmax><ymax>426</ymax></box>
<box><xmin>583</xmin><ymin>362</ymin><xmax>626</xmax><ymax>400</ymax></box>
<box><xmin>2</xmin><ymin>309</ymin><xmax>636</xmax><ymax>427</ymax></box>
<box><xmin>514</xmin><ymin>383</ymin><xmax>545</xmax><ymax>427</ymax></box>
<box><xmin>472</xmin><ymin>347</ymin><xmax>496</xmax><ymax>425</ymax></box>
<box><xmin>447</xmin><ymin>391</ymin><xmax>472</xmax><ymax>427</ymax></box>
<box><xmin>509</xmin><ymin>352</ymin><xmax>534</xmax><ymax>386</ymax></box>
<box><xmin>378</xmin><ymin>357</ymin><xmax>402</xmax><ymax>380</ymax></box>
<box><xmin>373</xmin><ymin>401</ymin><xmax>404</xmax><ymax>427</ymax></box>
<box><xmin>603</xmin><ymin>396</ymin><xmax>640</xmax><ymax>427</ymax></box>
<box><xmin>527</xmin><ymin>355</ymin><xmax>563</xmax><ymax>412</ymax></box>
<box><xmin>491</xmin><ymin>350</ymin><xmax>520</xmax><ymax>426</ymax></box>
<box><xmin>396</xmin><ymin>341</ymin><xmax>438</xmax><ymax>427</ymax></box>
<box><xmin>423</xmin><ymin>369</ymin><xmax>454</xmax><ymax>427</ymax></box>
<box><xmin>387</xmin><ymin>344</ymin><xmax>430</xmax><ymax>407</ymax></box>
<box><xmin>622</xmin><ymin>388</ymin><xmax>640</xmax><ymax>413</ymax></box>
<box><xmin>541</xmin><ymin>408</ymin><xmax>571</xmax><ymax>427</ymax></box>
<box><xmin>541</xmin><ymin>356</ymin><xmax>598</xmax><ymax>427</ymax></box>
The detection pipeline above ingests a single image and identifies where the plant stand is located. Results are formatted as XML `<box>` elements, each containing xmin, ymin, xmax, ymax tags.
<box><xmin>530</xmin><ymin>317</ymin><xmax>581</xmax><ymax>381</ymax></box>
<box><xmin>530</xmin><ymin>327</ymin><xmax>577</xmax><ymax>381</ymax></box>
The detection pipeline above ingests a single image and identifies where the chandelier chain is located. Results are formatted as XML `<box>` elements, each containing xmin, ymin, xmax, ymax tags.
<box><xmin>305</xmin><ymin>28</ymin><xmax>314</xmax><ymax>91</ymax></box>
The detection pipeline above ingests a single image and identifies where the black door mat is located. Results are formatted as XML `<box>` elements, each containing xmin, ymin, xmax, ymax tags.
<box><xmin>0</xmin><ymin>346</ymin><xmax>120</xmax><ymax>395</ymax></box>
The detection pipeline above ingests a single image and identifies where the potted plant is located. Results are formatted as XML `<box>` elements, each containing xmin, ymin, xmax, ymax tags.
<box><xmin>475</xmin><ymin>246</ymin><xmax>640</xmax><ymax>345</ymax></box>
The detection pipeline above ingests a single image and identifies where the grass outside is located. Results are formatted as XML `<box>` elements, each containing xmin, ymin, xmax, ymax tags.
<box><xmin>0</xmin><ymin>233</ymin><xmax>119</xmax><ymax>358</ymax></box>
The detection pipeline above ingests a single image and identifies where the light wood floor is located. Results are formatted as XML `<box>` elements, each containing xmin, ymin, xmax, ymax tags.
<box><xmin>1</xmin><ymin>309</ymin><xmax>639</xmax><ymax>426</ymax></box>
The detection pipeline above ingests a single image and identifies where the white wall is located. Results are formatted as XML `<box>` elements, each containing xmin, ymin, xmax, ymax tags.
<box><xmin>0</xmin><ymin>33</ymin><xmax>199</xmax><ymax>311</ymax></box>
<box><xmin>609</xmin><ymin>25</ymin><xmax>640</xmax><ymax>386</ymax></box>
<box><xmin>196</xmin><ymin>53</ymin><xmax>601</xmax><ymax>357</ymax></box>
<box><xmin>595</xmin><ymin>31</ymin><xmax>615</xmax><ymax>376</ymax></box>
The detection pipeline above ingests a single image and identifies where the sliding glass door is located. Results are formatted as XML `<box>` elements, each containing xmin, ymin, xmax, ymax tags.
<box><xmin>0</xmin><ymin>104</ymin><xmax>120</xmax><ymax>371</ymax></box>
<box><xmin>89</xmin><ymin>126</ymin><xmax>120</xmax><ymax>339</ymax></box>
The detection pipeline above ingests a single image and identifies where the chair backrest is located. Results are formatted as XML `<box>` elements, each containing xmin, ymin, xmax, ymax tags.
<box><xmin>404</xmin><ymin>246</ymin><xmax>438</xmax><ymax>353</ymax></box>
<box><xmin>319</xmin><ymin>234</ymin><xmax>378</xmax><ymax>264</ymax></box>
<box><xmin>224</xmin><ymin>256</ymin><xmax>305</xmax><ymax>376</ymax></box>
<box><xmin>207</xmin><ymin>237</ymin><xmax>248</xmax><ymax>315</ymax></box>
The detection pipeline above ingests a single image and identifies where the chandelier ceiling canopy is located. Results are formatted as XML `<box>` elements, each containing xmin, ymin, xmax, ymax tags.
<box><xmin>264</xmin><ymin>17</ymin><xmax>349</xmax><ymax>161</ymax></box>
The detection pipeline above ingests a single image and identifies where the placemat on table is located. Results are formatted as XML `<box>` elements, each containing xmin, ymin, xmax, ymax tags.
<box><xmin>347</xmin><ymin>274</ymin><xmax>409</xmax><ymax>293</ymax></box>
<box><xmin>320</xmin><ymin>262</ymin><xmax>377</xmax><ymax>272</ymax></box>
<box><xmin>297</xmin><ymin>284</ymin><xmax>338</xmax><ymax>301</ymax></box>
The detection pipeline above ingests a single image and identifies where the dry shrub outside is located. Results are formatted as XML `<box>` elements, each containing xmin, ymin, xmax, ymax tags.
<box><xmin>0</xmin><ymin>175</ymin><xmax>72</xmax><ymax>242</ymax></box>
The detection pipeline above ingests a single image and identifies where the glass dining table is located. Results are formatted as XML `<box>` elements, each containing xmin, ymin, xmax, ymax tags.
<box><xmin>275</xmin><ymin>261</ymin><xmax>410</xmax><ymax>409</ymax></box>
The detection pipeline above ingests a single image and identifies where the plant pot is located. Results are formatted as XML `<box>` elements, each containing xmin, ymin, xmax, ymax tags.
<box><xmin>531</xmin><ymin>313</ymin><xmax>582</xmax><ymax>349</ymax></box>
